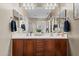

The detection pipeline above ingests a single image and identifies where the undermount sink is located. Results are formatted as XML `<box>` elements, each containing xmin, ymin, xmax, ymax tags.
<box><xmin>31</xmin><ymin>33</ymin><xmax>51</xmax><ymax>36</ymax></box>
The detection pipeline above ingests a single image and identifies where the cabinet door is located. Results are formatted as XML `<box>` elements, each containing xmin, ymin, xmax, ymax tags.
<box><xmin>33</xmin><ymin>39</ymin><xmax>45</xmax><ymax>56</ymax></box>
<box><xmin>23</xmin><ymin>39</ymin><xmax>34</xmax><ymax>56</ymax></box>
<box><xmin>12</xmin><ymin>39</ymin><xmax>23</xmax><ymax>56</ymax></box>
<box><xmin>44</xmin><ymin>39</ymin><xmax>55</xmax><ymax>56</ymax></box>
<box><xmin>55</xmin><ymin>39</ymin><xmax>68</xmax><ymax>56</ymax></box>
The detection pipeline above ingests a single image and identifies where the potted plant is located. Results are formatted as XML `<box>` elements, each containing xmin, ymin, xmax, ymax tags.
<box><xmin>36</xmin><ymin>28</ymin><xmax>42</xmax><ymax>32</ymax></box>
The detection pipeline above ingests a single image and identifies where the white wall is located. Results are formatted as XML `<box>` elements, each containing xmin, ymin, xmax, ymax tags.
<box><xmin>69</xmin><ymin>20</ymin><xmax>79</xmax><ymax>56</ymax></box>
<box><xmin>0</xmin><ymin>3</ymin><xmax>29</xmax><ymax>56</ymax></box>
<box><xmin>0</xmin><ymin>3</ymin><xmax>25</xmax><ymax>56</ymax></box>
<box><xmin>0</xmin><ymin>3</ymin><xmax>13</xmax><ymax>56</ymax></box>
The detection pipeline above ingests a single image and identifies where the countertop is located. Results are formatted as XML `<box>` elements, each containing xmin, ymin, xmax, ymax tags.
<box><xmin>11</xmin><ymin>32</ymin><xmax>68</xmax><ymax>39</ymax></box>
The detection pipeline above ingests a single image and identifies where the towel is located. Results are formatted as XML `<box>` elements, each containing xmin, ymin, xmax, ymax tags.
<box><xmin>64</xmin><ymin>20</ymin><xmax>71</xmax><ymax>32</ymax></box>
<box><xmin>10</xmin><ymin>20</ymin><xmax>17</xmax><ymax>32</ymax></box>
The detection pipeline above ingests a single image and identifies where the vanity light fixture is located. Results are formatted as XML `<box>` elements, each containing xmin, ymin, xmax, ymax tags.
<box><xmin>19</xmin><ymin>3</ymin><xmax>57</xmax><ymax>10</ymax></box>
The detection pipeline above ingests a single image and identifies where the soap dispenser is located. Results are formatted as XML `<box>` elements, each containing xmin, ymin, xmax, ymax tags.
<box><xmin>19</xmin><ymin>20</ymin><xmax>26</xmax><ymax>32</ymax></box>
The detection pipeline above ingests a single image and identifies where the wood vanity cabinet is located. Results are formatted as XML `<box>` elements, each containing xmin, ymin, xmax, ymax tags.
<box><xmin>12</xmin><ymin>39</ymin><xmax>69</xmax><ymax>56</ymax></box>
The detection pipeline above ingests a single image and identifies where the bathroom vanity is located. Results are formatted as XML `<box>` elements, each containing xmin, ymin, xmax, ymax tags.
<box><xmin>12</xmin><ymin>33</ymin><xmax>69</xmax><ymax>56</ymax></box>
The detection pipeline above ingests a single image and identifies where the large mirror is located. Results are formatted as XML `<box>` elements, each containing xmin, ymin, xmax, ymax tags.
<box><xmin>73</xmin><ymin>3</ymin><xmax>79</xmax><ymax>19</ymax></box>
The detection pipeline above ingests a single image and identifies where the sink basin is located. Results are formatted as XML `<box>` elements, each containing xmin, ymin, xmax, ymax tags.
<box><xmin>31</xmin><ymin>33</ymin><xmax>51</xmax><ymax>36</ymax></box>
